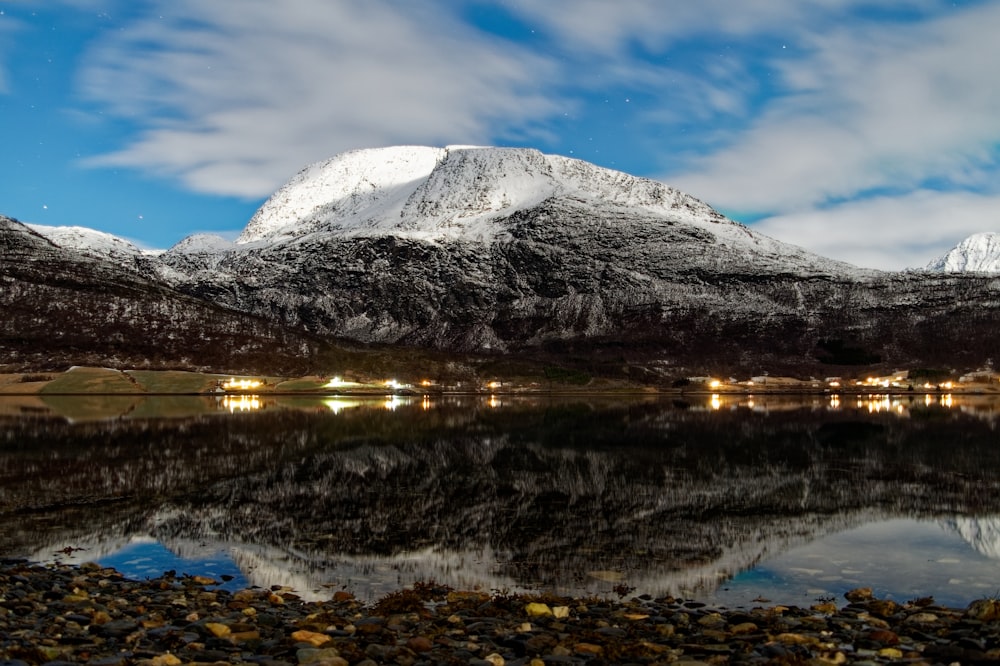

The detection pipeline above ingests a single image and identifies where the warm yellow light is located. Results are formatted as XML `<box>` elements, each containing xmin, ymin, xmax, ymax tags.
<box><xmin>710</xmin><ymin>394</ymin><xmax>721</xmax><ymax>410</ymax></box>
<box><xmin>828</xmin><ymin>381</ymin><xmax>840</xmax><ymax>388</ymax></box>
<box><xmin>223</xmin><ymin>395</ymin><xmax>261</xmax><ymax>412</ymax></box>
<box><xmin>487</xmin><ymin>381</ymin><xmax>501</xmax><ymax>389</ymax></box>
<box><xmin>222</xmin><ymin>377</ymin><xmax>262</xmax><ymax>390</ymax></box>
<box><xmin>709</xmin><ymin>379</ymin><xmax>721</xmax><ymax>389</ymax></box>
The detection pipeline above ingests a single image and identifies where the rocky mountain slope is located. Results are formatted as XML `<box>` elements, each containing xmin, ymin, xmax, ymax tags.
<box><xmin>158</xmin><ymin>146</ymin><xmax>999</xmax><ymax>375</ymax></box>
<box><xmin>927</xmin><ymin>232</ymin><xmax>1000</xmax><ymax>273</ymax></box>
<box><xmin>0</xmin><ymin>216</ymin><xmax>323</xmax><ymax>373</ymax></box>
<box><xmin>5</xmin><ymin>146</ymin><xmax>1000</xmax><ymax>376</ymax></box>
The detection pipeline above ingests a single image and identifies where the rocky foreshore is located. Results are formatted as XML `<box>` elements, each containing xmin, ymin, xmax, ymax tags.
<box><xmin>2</xmin><ymin>560</ymin><xmax>1000</xmax><ymax>665</ymax></box>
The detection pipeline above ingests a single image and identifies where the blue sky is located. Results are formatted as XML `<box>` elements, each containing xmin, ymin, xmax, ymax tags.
<box><xmin>2</xmin><ymin>0</ymin><xmax>999</xmax><ymax>269</ymax></box>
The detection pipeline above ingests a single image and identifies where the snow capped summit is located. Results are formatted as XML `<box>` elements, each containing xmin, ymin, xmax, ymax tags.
<box><xmin>27</xmin><ymin>223</ymin><xmax>147</xmax><ymax>263</ymax></box>
<box><xmin>238</xmin><ymin>145</ymin><xmax>447</xmax><ymax>244</ymax></box>
<box><xmin>166</xmin><ymin>233</ymin><xmax>234</xmax><ymax>255</ymax></box>
<box><xmin>237</xmin><ymin>145</ymin><xmax>740</xmax><ymax>245</ymax></box>
<box><xmin>926</xmin><ymin>232</ymin><xmax>1000</xmax><ymax>273</ymax></box>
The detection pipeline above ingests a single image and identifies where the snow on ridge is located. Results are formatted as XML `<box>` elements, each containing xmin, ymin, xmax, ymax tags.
<box><xmin>166</xmin><ymin>233</ymin><xmax>235</xmax><ymax>255</ymax></box>
<box><xmin>926</xmin><ymin>232</ymin><xmax>1000</xmax><ymax>273</ymax></box>
<box><xmin>27</xmin><ymin>223</ymin><xmax>145</xmax><ymax>261</ymax></box>
<box><xmin>237</xmin><ymin>145</ymin><xmax>745</xmax><ymax>245</ymax></box>
<box><xmin>237</xmin><ymin>146</ymin><xmax>447</xmax><ymax>244</ymax></box>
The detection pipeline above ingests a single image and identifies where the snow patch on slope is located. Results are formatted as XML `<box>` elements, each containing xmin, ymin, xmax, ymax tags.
<box><xmin>926</xmin><ymin>232</ymin><xmax>1000</xmax><ymax>273</ymax></box>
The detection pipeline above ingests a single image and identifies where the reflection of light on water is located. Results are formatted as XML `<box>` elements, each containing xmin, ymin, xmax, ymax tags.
<box><xmin>323</xmin><ymin>398</ymin><xmax>365</xmax><ymax>414</ymax></box>
<box><xmin>221</xmin><ymin>395</ymin><xmax>262</xmax><ymax>412</ymax></box>
<box><xmin>488</xmin><ymin>395</ymin><xmax>501</xmax><ymax>409</ymax></box>
<box><xmin>710</xmin><ymin>394</ymin><xmax>721</xmax><ymax>410</ymax></box>
<box><xmin>384</xmin><ymin>395</ymin><xmax>413</xmax><ymax>411</ymax></box>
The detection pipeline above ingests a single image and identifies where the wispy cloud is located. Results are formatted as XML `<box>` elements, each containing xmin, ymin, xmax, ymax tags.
<box><xmin>507</xmin><ymin>1</ymin><xmax>1000</xmax><ymax>268</ymax></box>
<box><xmin>78</xmin><ymin>0</ymin><xmax>560</xmax><ymax>198</ymax></box>
<box><xmin>66</xmin><ymin>0</ymin><xmax>1000</xmax><ymax>268</ymax></box>
<box><xmin>753</xmin><ymin>191</ymin><xmax>1000</xmax><ymax>271</ymax></box>
<box><xmin>0</xmin><ymin>10</ymin><xmax>23</xmax><ymax>94</ymax></box>
<box><xmin>670</xmin><ymin>3</ymin><xmax>1000</xmax><ymax>212</ymax></box>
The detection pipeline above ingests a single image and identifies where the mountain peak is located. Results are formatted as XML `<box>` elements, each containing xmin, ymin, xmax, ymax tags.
<box><xmin>926</xmin><ymin>232</ymin><xmax>1000</xmax><ymax>273</ymax></box>
<box><xmin>236</xmin><ymin>145</ymin><xmax>730</xmax><ymax>245</ymax></box>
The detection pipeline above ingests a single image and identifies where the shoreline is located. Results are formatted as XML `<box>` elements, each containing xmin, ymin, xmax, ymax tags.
<box><xmin>2</xmin><ymin>560</ymin><xmax>999</xmax><ymax>665</ymax></box>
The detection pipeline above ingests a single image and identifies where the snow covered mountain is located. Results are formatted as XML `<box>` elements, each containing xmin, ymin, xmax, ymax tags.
<box><xmin>4</xmin><ymin>146</ymin><xmax>1000</xmax><ymax>374</ymax></box>
<box><xmin>926</xmin><ymin>232</ymin><xmax>1000</xmax><ymax>273</ymax></box>
<box><xmin>236</xmin><ymin>145</ymin><xmax>854</xmax><ymax>273</ymax></box>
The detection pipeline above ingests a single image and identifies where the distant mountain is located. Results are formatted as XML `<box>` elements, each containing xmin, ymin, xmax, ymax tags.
<box><xmin>4</xmin><ymin>146</ymin><xmax>1000</xmax><ymax>376</ymax></box>
<box><xmin>926</xmin><ymin>232</ymin><xmax>1000</xmax><ymax>273</ymax></box>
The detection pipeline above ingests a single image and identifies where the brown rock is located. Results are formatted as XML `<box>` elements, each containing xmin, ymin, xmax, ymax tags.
<box><xmin>292</xmin><ymin>629</ymin><xmax>333</xmax><ymax>647</ymax></box>
<box><xmin>574</xmin><ymin>642</ymin><xmax>603</xmax><ymax>657</ymax></box>
<box><xmin>845</xmin><ymin>587</ymin><xmax>874</xmax><ymax>602</ymax></box>
<box><xmin>966</xmin><ymin>598</ymin><xmax>1000</xmax><ymax>622</ymax></box>
<box><xmin>205</xmin><ymin>622</ymin><xmax>231</xmax><ymax>638</ymax></box>
<box><xmin>868</xmin><ymin>599</ymin><xmax>900</xmax><ymax>618</ymax></box>
<box><xmin>406</xmin><ymin>636</ymin><xmax>433</xmax><ymax>652</ymax></box>
<box><xmin>730</xmin><ymin>621</ymin><xmax>758</xmax><ymax>635</ymax></box>
<box><xmin>867</xmin><ymin>629</ymin><xmax>900</xmax><ymax>645</ymax></box>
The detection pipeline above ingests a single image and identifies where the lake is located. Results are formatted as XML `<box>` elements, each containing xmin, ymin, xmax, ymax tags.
<box><xmin>1</xmin><ymin>391</ymin><xmax>999</xmax><ymax>609</ymax></box>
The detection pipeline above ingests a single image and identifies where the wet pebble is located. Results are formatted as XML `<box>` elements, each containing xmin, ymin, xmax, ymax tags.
<box><xmin>2</xmin><ymin>562</ymin><xmax>1000</xmax><ymax>665</ymax></box>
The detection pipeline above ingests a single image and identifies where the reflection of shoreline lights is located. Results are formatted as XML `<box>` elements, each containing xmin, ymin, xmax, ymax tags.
<box><xmin>829</xmin><ymin>395</ymin><xmax>841</xmax><ymax>409</ymax></box>
<box><xmin>384</xmin><ymin>395</ymin><xmax>413</xmax><ymax>411</ymax></box>
<box><xmin>488</xmin><ymin>395</ymin><xmax>501</xmax><ymax>408</ymax></box>
<box><xmin>222</xmin><ymin>395</ymin><xmax>261</xmax><ymax>412</ymax></box>
<box><xmin>710</xmin><ymin>394</ymin><xmax>721</xmax><ymax>410</ymax></box>
<box><xmin>323</xmin><ymin>398</ymin><xmax>365</xmax><ymax>414</ymax></box>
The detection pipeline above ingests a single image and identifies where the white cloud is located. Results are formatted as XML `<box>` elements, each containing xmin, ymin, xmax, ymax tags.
<box><xmin>0</xmin><ymin>11</ymin><xmax>24</xmax><ymax>94</ymax></box>
<box><xmin>752</xmin><ymin>191</ymin><xmax>1000</xmax><ymax>271</ymax></box>
<box><xmin>669</xmin><ymin>3</ymin><xmax>1000</xmax><ymax>213</ymax></box>
<box><xmin>78</xmin><ymin>0</ymin><xmax>560</xmax><ymax>198</ymax></box>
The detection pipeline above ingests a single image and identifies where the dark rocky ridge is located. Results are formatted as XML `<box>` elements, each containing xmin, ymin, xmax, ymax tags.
<box><xmin>0</xmin><ymin>216</ymin><xmax>326</xmax><ymax>374</ymax></box>
<box><xmin>162</xmin><ymin>197</ymin><xmax>1000</xmax><ymax>376</ymax></box>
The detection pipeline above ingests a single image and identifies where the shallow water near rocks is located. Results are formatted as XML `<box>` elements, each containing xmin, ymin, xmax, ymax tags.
<box><xmin>1</xmin><ymin>392</ymin><xmax>999</xmax><ymax>608</ymax></box>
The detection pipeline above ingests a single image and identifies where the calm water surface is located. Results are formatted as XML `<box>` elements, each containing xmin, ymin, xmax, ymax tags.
<box><xmin>1</xmin><ymin>392</ymin><xmax>999</xmax><ymax>608</ymax></box>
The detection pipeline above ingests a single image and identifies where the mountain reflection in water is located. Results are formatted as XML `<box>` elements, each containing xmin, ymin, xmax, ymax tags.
<box><xmin>1</xmin><ymin>393</ymin><xmax>999</xmax><ymax>606</ymax></box>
